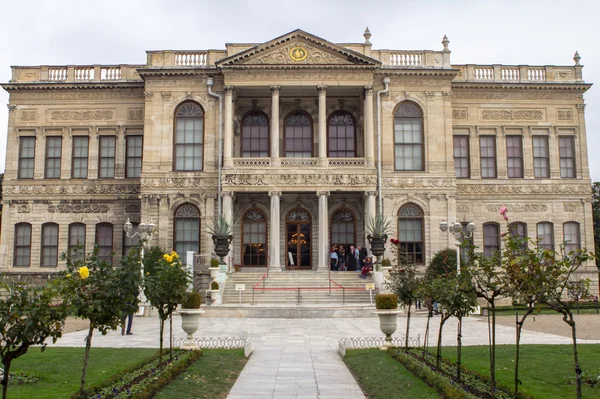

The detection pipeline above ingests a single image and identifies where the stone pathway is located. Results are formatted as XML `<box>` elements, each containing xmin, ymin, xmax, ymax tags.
<box><xmin>53</xmin><ymin>315</ymin><xmax>600</xmax><ymax>398</ymax></box>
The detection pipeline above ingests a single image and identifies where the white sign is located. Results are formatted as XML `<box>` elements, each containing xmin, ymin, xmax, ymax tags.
<box><xmin>365</xmin><ymin>283</ymin><xmax>375</xmax><ymax>290</ymax></box>
<box><xmin>235</xmin><ymin>284</ymin><xmax>246</xmax><ymax>291</ymax></box>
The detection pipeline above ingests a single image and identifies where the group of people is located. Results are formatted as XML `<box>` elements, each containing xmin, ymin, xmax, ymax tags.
<box><xmin>330</xmin><ymin>244</ymin><xmax>373</xmax><ymax>278</ymax></box>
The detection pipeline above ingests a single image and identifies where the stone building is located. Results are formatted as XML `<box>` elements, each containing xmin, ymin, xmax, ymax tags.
<box><xmin>1</xmin><ymin>29</ymin><xmax>596</xmax><ymax>290</ymax></box>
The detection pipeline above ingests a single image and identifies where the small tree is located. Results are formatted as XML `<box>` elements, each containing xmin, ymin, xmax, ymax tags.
<box><xmin>429</xmin><ymin>275</ymin><xmax>455</xmax><ymax>369</ymax></box>
<box><xmin>416</xmin><ymin>278</ymin><xmax>436</xmax><ymax>355</ymax></box>
<box><xmin>143</xmin><ymin>251</ymin><xmax>189</xmax><ymax>366</ymax></box>
<box><xmin>0</xmin><ymin>282</ymin><xmax>68</xmax><ymax>399</ymax></box>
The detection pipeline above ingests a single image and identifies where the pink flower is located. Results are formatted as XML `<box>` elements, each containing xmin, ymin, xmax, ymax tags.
<box><xmin>503</xmin><ymin>215</ymin><xmax>508</xmax><ymax>221</ymax></box>
<box><xmin>499</xmin><ymin>206</ymin><xmax>507</xmax><ymax>216</ymax></box>
<box><xmin>501</xmin><ymin>232</ymin><xmax>507</xmax><ymax>237</ymax></box>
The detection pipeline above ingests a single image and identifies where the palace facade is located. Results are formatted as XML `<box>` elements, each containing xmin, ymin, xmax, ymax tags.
<box><xmin>1</xmin><ymin>29</ymin><xmax>597</xmax><ymax>288</ymax></box>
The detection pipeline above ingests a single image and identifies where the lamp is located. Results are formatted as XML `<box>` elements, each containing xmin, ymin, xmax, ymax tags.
<box><xmin>439</xmin><ymin>221</ymin><xmax>476</xmax><ymax>275</ymax></box>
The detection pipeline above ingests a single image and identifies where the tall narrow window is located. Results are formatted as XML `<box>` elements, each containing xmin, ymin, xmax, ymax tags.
<box><xmin>174</xmin><ymin>102</ymin><xmax>204</xmax><ymax>171</ymax></box>
<box><xmin>533</xmin><ymin>136</ymin><xmax>550</xmax><ymax>178</ymax></box>
<box><xmin>241</xmin><ymin>111</ymin><xmax>269</xmax><ymax>157</ymax></box>
<box><xmin>126</xmin><ymin>136</ymin><xmax>143</xmax><ymax>178</ymax></box>
<box><xmin>242</xmin><ymin>209</ymin><xmax>267</xmax><ymax>267</ymax></box>
<box><xmin>41</xmin><ymin>223</ymin><xmax>59</xmax><ymax>267</ymax></box>
<box><xmin>509</xmin><ymin>222</ymin><xmax>527</xmax><ymax>249</ymax></box>
<box><xmin>174</xmin><ymin>204</ymin><xmax>200</xmax><ymax>256</ymax></box>
<box><xmin>559</xmin><ymin>136</ymin><xmax>576</xmax><ymax>178</ymax></box>
<box><xmin>394</xmin><ymin>102</ymin><xmax>424</xmax><ymax>171</ymax></box>
<box><xmin>72</xmin><ymin>136</ymin><xmax>89</xmax><ymax>179</ymax></box>
<box><xmin>13</xmin><ymin>223</ymin><xmax>32</xmax><ymax>267</ymax></box>
<box><xmin>328</xmin><ymin>111</ymin><xmax>356</xmax><ymax>157</ymax></box>
<box><xmin>453</xmin><ymin>135</ymin><xmax>470</xmax><ymax>178</ymax></box>
<box><xmin>68</xmin><ymin>223</ymin><xmax>86</xmax><ymax>262</ymax></box>
<box><xmin>537</xmin><ymin>222</ymin><xmax>554</xmax><ymax>251</ymax></box>
<box><xmin>99</xmin><ymin>136</ymin><xmax>116</xmax><ymax>178</ymax></box>
<box><xmin>18</xmin><ymin>137</ymin><xmax>35</xmax><ymax>179</ymax></box>
<box><xmin>483</xmin><ymin>222</ymin><xmax>500</xmax><ymax>257</ymax></box>
<box><xmin>96</xmin><ymin>223</ymin><xmax>113</xmax><ymax>263</ymax></box>
<box><xmin>563</xmin><ymin>222</ymin><xmax>580</xmax><ymax>255</ymax></box>
<box><xmin>506</xmin><ymin>136</ymin><xmax>523</xmax><ymax>178</ymax></box>
<box><xmin>284</xmin><ymin>111</ymin><xmax>313</xmax><ymax>158</ymax></box>
<box><xmin>398</xmin><ymin>203</ymin><xmax>424</xmax><ymax>264</ymax></box>
<box><xmin>480</xmin><ymin>136</ymin><xmax>497</xmax><ymax>178</ymax></box>
<box><xmin>331</xmin><ymin>209</ymin><xmax>356</xmax><ymax>250</ymax></box>
<box><xmin>45</xmin><ymin>136</ymin><xmax>62</xmax><ymax>178</ymax></box>
<box><xmin>123</xmin><ymin>222</ymin><xmax>139</xmax><ymax>256</ymax></box>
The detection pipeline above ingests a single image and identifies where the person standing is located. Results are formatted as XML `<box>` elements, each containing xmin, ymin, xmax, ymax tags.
<box><xmin>338</xmin><ymin>245</ymin><xmax>347</xmax><ymax>271</ymax></box>
<box><xmin>347</xmin><ymin>245</ymin><xmax>357</xmax><ymax>271</ymax></box>
<box><xmin>330</xmin><ymin>247</ymin><xmax>339</xmax><ymax>271</ymax></box>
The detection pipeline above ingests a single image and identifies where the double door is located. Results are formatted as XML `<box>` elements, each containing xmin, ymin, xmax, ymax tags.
<box><xmin>286</xmin><ymin>222</ymin><xmax>311</xmax><ymax>269</ymax></box>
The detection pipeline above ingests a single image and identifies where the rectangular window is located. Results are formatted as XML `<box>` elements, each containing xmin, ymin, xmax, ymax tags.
<box><xmin>537</xmin><ymin>222</ymin><xmax>554</xmax><ymax>251</ymax></box>
<box><xmin>18</xmin><ymin>137</ymin><xmax>36</xmax><ymax>179</ymax></box>
<box><xmin>14</xmin><ymin>224</ymin><xmax>32</xmax><ymax>267</ymax></box>
<box><xmin>394</xmin><ymin>119</ymin><xmax>423</xmax><ymax>171</ymax></box>
<box><xmin>506</xmin><ymin>135</ymin><xmax>523</xmax><ymax>178</ymax></box>
<box><xmin>45</xmin><ymin>136</ymin><xmax>62</xmax><ymax>179</ymax></box>
<box><xmin>126</xmin><ymin>136</ymin><xmax>143</xmax><ymax>178</ymax></box>
<box><xmin>483</xmin><ymin>223</ymin><xmax>500</xmax><ymax>257</ymax></box>
<box><xmin>99</xmin><ymin>136</ymin><xmax>116</xmax><ymax>178</ymax></box>
<box><xmin>479</xmin><ymin>136</ymin><xmax>497</xmax><ymax>178</ymax></box>
<box><xmin>41</xmin><ymin>224</ymin><xmax>59</xmax><ymax>267</ymax></box>
<box><xmin>533</xmin><ymin>136</ymin><xmax>550</xmax><ymax>178</ymax></box>
<box><xmin>96</xmin><ymin>224</ymin><xmax>113</xmax><ymax>263</ymax></box>
<box><xmin>68</xmin><ymin>223</ymin><xmax>86</xmax><ymax>263</ymax></box>
<box><xmin>453</xmin><ymin>135</ymin><xmax>470</xmax><ymax>178</ymax></box>
<box><xmin>563</xmin><ymin>222</ymin><xmax>580</xmax><ymax>255</ymax></box>
<box><xmin>72</xmin><ymin>136</ymin><xmax>89</xmax><ymax>179</ymax></box>
<box><xmin>559</xmin><ymin>136</ymin><xmax>576</xmax><ymax>178</ymax></box>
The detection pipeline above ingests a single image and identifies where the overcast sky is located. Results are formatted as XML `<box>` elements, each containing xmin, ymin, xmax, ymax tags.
<box><xmin>1</xmin><ymin>0</ymin><xmax>599</xmax><ymax>180</ymax></box>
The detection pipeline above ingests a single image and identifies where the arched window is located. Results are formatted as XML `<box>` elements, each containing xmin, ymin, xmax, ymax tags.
<box><xmin>174</xmin><ymin>101</ymin><xmax>204</xmax><ymax>171</ymax></box>
<box><xmin>483</xmin><ymin>222</ymin><xmax>500</xmax><ymax>257</ymax></box>
<box><xmin>41</xmin><ymin>223</ymin><xmax>59</xmax><ymax>267</ymax></box>
<box><xmin>563</xmin><ymin>222</ymin><xmax>580</xmax><ymax>255</ymax></box>
<box><xmin>537</xmin><ymin>222</ymin><xmax>554</xmax><ymax>251</ymax></box>
<box><xmin>174</xmin><ymin>204</ymin><xmax>200</xmax><ymax>256</ymax></box>
<box><xmin>123</xmin><ymin>222</ymin><xmax>139</xmax><ymax>257</ymax></box>
<box><xmin>394</xmin><ymin>101</ymin><xmax>424</xmax><ymax>171</ymax></box>
<box><xmin>14</xmin><ymin>223</ymin><xmax>32</xmax><ymax>267</ymax></box>
<box><xmin>284</xmin><ymin>111</ymin><xmax>313</xmax><ymax>158</ymax></box>
<box><xmin>398</xmin><ymin>203</ymin><xmax>424</xmax><ymax>264</ymax></box>
<box><xmin>242</xmin><ymin>209</ymin><xmax>267</xmax><ymax>267</ymax></box>
<box><xmin>241</xmin><ymin>111</ymin><xmax>269</xmax><ymax>157</ymax></box>
<box><xmin>509</xmin><ymin>222</ymin><xmax>528</xmax><ymax>249</ymax></box>
<box><xmin>96</xmin><ymin>223</ymin><xmax>113</xmax><ymax>263</ymax></box>
<box><xmin>328</xmin><ymin>111</ymin><xmax>356</xmax><ymax>157</ymax></box>
<box><xmin>331</xmin><ymin>208</ymin><xmax>355</xmax><ymax>250</ymax></box>
<box><xmin>69</xmin><ymin>223</ymin><xmax>86</xmax><ymax>262</ymax></box>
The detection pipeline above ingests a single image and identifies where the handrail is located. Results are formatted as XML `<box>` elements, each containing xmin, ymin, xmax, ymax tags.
<box><xmin>252</xmin><ymin>272</ymin><xmax>267</xmax><ymax>304</ymax></box>
<box><xmin>252</xmin><ymin>282</ymin><xmax>378</xmax><ymax>306</ymax></box>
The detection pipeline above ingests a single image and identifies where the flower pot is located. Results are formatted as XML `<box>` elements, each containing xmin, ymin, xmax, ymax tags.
<box><xmin>179</xmin><ymin>309</ymin><xmax>204</xmax><ymax>349</ymax></box>
<box><xmin>208</xmin><ymin>267</ymin><xmax>219</xmax><ymax>279</ymax></box>
<box><xmin>210</xmin><ymin>289</ymin><xmax>220</xmax><ymax>305</ymax></box>
<box><xmin>375</xmin><ymin>309</ymin><xmax>402</xmax><ymax>350</ymax></box>
<box><xmin>367</xmin><ymin>235</ymin><xmax>387</xmax><ymax>257</ymax></box>
<box><xmin>212</xmin><ymin>235</ymin><xmax>233</xmax><ymax>258</ymax></box>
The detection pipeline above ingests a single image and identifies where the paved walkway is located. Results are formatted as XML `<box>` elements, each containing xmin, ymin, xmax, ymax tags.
<box><xmin>53</xmin><ymin>315</ymin><xmax>600</xmax><ymax>399</ymax></box>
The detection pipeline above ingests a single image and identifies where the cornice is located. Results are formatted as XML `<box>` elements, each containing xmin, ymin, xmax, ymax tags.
<box><xmin>452</xmin><ymin>82</ymin><xmax>592</xmax><ymax>92</ymax></box>
<box><xmin>2</xmin><ymin>81</ymin><xmax>143</xmax><ymax>91</ymax></box>
<box><xmin>376</xmin><ymin>68</ymin><xmax>459</xmax><ymax>78</ymax></box>
<box><xmin>136</xmin><ymin>68</ymin><xmax>219</xmax><ymax>78</ymax></box>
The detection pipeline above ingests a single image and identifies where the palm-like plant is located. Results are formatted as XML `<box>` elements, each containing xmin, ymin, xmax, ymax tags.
<box><xmin>206</xmin><ymin>215</ymin><xmax>236</xmax><ymax>237</ymax></box>
<box><xmin>366</xmin><ymin>214</ymin><xmax>392</xmax><ymax>238</ymax></box>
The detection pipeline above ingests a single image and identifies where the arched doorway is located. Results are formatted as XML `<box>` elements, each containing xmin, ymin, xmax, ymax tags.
<box><xmin>286</xmin><ymin>208</ymin><xmax>311</xmax><ymax>269</ymax></box>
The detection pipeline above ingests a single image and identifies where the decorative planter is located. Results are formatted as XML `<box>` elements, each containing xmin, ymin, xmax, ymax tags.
<box><xmin>179</xmin><ymin>308</ymin><xmax>205</xmax><ymax>349</ymax></box>
<box><xmin>375</xmin><ymin>309</ymin><xmax>402</xmax><ymax>350</ymax></box>
<box><xmin>210</xmin><ymin>289</ymin><xmax>220</xmax><ymax>305</ymax></box>
<box><xmin>208</xmin><ymin>267</ymin><xmax>220</xmax><ymax>279</ymax></box>
<box><xmin>212</xmin><ymin>234</ymin><xmax>233</xmax><ymax>259</ymax></box>
<box><xmin>367</xmin><ymin>234</ymin><xmax>388</xmax><ymax>257</ymax></box>
<box><xmin>372</xmin><ymin>271</ymin><xmax>385</xmax><ymax>290</ymax></box>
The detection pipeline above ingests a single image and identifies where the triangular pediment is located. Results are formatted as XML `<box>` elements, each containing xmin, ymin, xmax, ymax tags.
<box><xmin>216</xmin><ymin>29</ymin><xmax>380</xmax><ymax>68</ymax></box>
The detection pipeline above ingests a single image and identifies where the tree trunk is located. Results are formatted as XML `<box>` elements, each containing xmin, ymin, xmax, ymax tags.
<box><xmin>2</xmin><ymin>356</ymin><xmax>11</xmax><ymax>399</ymax></box>
<box><xmin>514</xmin><ymin>308</ymin><xmax>532</xmax><ymax>398</ymax></box>
<box><xmin>457</xmin><ymin>316</ymin><xmax>462</xmax><ymax>383</ymax></box>
<box><xmin>491</xmin><ymin>301</ymin><xmax>497</xmax><ymax>398</ymax></box>
<box><xmin>424</xmin><ymin>313</ymin><xmax>431</xmax><ymax>357</ymax></box>
<box><xmin>80</xmin><ymin>323</ymin><xmax>94</xmax><ymax>393</ymax></box>
<box><xmin>436</xmin><ymin>315</ymin><xmax>447</xmax><ymax>369</ymax></box>
<box><xmin>405</xmin><ymin>304</ymin><xmax>412</xmax><ymax>350</ymax></box>
<box><xmin>169</xmin><ymin>314</ymin><xmax>173</xmax><ymax>361</ymax></box>
<box><xmin>567</xmin><ymin>312</ymin><xmax>582</xmax><ymax>399</ymax></box>
<box><xmin>159</xmin><ymin>318</ymin><xmax>164</xmax><ymax>367</ymax></box>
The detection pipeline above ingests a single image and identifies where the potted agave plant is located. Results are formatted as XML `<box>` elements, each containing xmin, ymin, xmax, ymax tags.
<box><xmin>375</xmin><ymin>293</ymin><xmax>401</xmax><ymax>349</ymax></box>
<box><xmin>367</xmin><ymin>214</ymin><xmax>392</xmax><ymax>270</ymax></box>
<box><xmin>179</xmin><ymin>291</ymin><xmax>204</xmax><ymax>349</ymax></box>
<box><xmin>207</xmin><ymin>215</ymin><xmax>236</xmax><ymax>266</ymax></box>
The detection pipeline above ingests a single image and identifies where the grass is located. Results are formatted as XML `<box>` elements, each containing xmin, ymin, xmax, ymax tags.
<box><xmin>344</xmin><ymin>349</ymin><xmax>441</xmax><ymax>399</ymax></box>
<box><xmin>154</xmin><ymin>349</ymin><xmax>247</xmax><ymax>399</ymax></box>
<box><xmin>6</xmin><ymin>347</ymin><xmax>156</xmax><ymax>399</ymax></box>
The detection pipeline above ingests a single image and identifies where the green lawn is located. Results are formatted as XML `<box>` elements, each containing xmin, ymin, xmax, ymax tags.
<box><xmin>344</xmin><ymin>349</ymin><xmax>441</xmax><ymax>399</ymax></box>
<box><xmin>154</xmin><ymin>349</ymin><xmax>247</xmax><ymax>399</ymax></box>
<box><xmin>6</xmin><ymin>347</ymin><xmax>156</xmax><ymax>399</ymax></box>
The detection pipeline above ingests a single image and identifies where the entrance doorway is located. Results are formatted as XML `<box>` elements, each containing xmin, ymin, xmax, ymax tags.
<box><xmin>286</xmin><ymin>208</ymin><xmax>311</xmax><ymax>269</ymax></box>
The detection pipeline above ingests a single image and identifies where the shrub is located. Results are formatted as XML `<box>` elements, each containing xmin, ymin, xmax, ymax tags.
<box><xmin>427</xmin><ymin>248</ymin><xmax>460</xmax><ymax>278</ymax></box>
<box><xmin>375</xmin><ymin>293</ymin><xmax>398</xmax><ymax>309</ymax></box>
<box><xmin>210</xmin><ymin>259</ymin><xmax>220</xmax><ymax>268</ymax></box>
<box><xmin>182</xmin><ymin>292</ymin><xmax>201</xmax><ymax>309</ymax></box>
<box><xmin>210</xmin><ymin>281</ymin><xmax>219</xmax><ymax>290</ymax></box>
<box><xmin>381</xmin><ymin>258</ymin><xmax>391</xmax><ymax>267</ymax></box>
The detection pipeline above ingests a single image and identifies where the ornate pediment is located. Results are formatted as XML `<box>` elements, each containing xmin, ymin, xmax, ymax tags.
<box><xmin>217</xmin><ymin>29</ymin><xmax>380</xmax><ymax>69</ymax></box>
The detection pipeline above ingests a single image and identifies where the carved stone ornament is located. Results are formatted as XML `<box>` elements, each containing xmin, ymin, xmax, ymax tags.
<box><xmin>563</xmin><ymin>203</ymin><xmax>579</xmax><ymax>212</ymax></box>
<box><xmin>221</xmin><ymin>173</ymin><xmax>377</xmax><ymax>188</ymax></box>
<box><xmin>453</xmin><ymin>91</ymin><xmax>582</xmax><ymax>101</ymax></box>
<box><xmin>243</xmin><ymin>43</ymin><xmax>348</xmax><ymax>65</ymax></box>
<box><xmin>480</xmin><ymin>109</ymin><xmax>544</xmax><ymax>121</ymax></box>
<box><xmin>125</xmin><ymin>204</ymin><xmax>141</xmax><ymax>213</ymax></box>
<box><xmin>557</xmin><ymin>109</ymin><xmax>573</xmax><ymax>121</ymax></box>
<box><xmin>48</xmin><ymin>204</ymin><xmax>109</xmax><ymax>213</ymax></box>
<box><xmin>452</xmin><ymin>108</ymin><xmax>468</xmax><ymax>120</ymax></box>
<box><xmin>456</xmin><ymin>204</ymin><xmax>470</xmax><ymax>213</ymax></box>
<box><xmin>10</xmin><ymin>89</ymin><xmax>144</xmax><ymax>101</ymax></box>
<box><xmin>3</xmin><ymin>184</ymin><xmax>140</xmax><ymax>195</ymax></box>
<box><xmin>457</xmin><ymin>184</ymin><xmax>591</xmax><ymax>195</ymax></box>
<box><xmin>7</xmin><ymin>104</ymin><xmax>17</xmax><ymax>112</ymax></box>
<box><xmin>50</xmin><ymin>110</ymin><xmax>114</xmax><ymax>121</ymax></box>
<box><xmin>485</xmin><ymin>204</ymin><xmax>547</xmax><ymax>213</ymax></box>
<box><xmin>128</xmin><ymin>109</ymin><xmax>144</xmax><ymax>120</ymax></box>
<box><xmin>383</xmin><ymin>177</ymin><xmax>455</xmax><ymax>188</ymax></box>
<box><xmin>141</xmin><ymin>177</ymin><xmax>216</xmax><ymax>189</ymax></box>
<box><xmin>161</xmin><ymin>92</ymin><xmax>172</xmax><ymax>100</ymax></box>
<box><xmin>20</xmin><ymin>110</ymin><xmax>37</xmax><ymax>121</ymax></box>
<box><xmin>17</xmin><ymin>204</ymin><xmax>31</xmax><ymax>213</ymax></box>
<box><xmin>226</xmin><ymin>70</ymin><xmax>373</xmax><ymax>83</ymax></box>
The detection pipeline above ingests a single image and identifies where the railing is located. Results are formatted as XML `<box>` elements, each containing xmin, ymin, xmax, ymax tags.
<box><xmin>280</xmin><ymin>158</ymin><xmax>319</xmax><ymax>168</ymax></box>
<box><xmin>230</xmin><ymin>157</ymin><xmax>366</xmax><ymax>169</ymax></box>
<box><xmin>174</xmin><ymin>52</ymin><xmax>208</xmax><ymax>66</ymax></box>
<box><xmin>48</xmin><ymin>67</ymin><xmax>68</xmax><ymax>81</ymax></box>
<box><xmin>338</xmin><ymin>336</ymin><xmax>421</xmax><ymax>357</ymax></box>
<box><xmin>454</xmin><ymin>64</ymin><xmax>581</xmax><ymax>83</ymax></box>
<box><xmin>101</xmin><ymin>66</ymin><xmax>122</xmax><ymax>80</ymax></box>
<box><xmin>388</xmin><ymin>52</ymin><xmax>424</xmax><ymax>67</ymax></box>
<box><xmin>327</xmin><ymin>158</ymin><xmax>366</xmax><ymax>168</ymax></box>
<box><xmin>232</xmin><ymin>158</ymin><xmax>271</xmax><ymax>168</ymax></box>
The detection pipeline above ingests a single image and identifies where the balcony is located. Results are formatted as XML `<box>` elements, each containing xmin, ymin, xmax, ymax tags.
<box><xmin>10</xmin><ymin>65</ymin><xmax>143</xmax><ymax>83</ymax></box>
<box><xmin>231</xmin><ymin>157</ymin><xmax>367</xmax><ymax>169</ymax></box>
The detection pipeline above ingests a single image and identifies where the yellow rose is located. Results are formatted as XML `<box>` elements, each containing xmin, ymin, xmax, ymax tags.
<box><xmin>78</xmin><ymin>266</ymin><xmax>90</xmax><ymax>279</ymax></box>
<box><xmin>163</xmin><ymin>254</ymin><xmax>169</xmax><ymax>261</ymax></box>
<box><xmin>66</xmin><ymin>273</ymin><xmax>71</xmax><ymax>278</ymax></box>
<box><xmin>171</xmin><ymin>251</ymin><xmax>178</xmax><ymax>259</ymax></box>
<box><xmin>165</xmin><ymin>255</ymin><xmax>173</xmax><ymax>263</ymax></box>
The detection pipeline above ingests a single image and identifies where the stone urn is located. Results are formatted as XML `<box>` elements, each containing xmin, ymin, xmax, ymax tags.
<box><xmin>367</xmin><ymin>234</ymin><xmax>388</xmax><ymax>258</ymax></box>
<box><xmin>209</xmin><ymin>266</ymin><xmax>220</xmax><ymax>279</ymax></box>
<box><xmin>212</xmin><ymin>235</ymin><xmax>233</xmax><ymax>260</ymax></box>
<box><xmin>179</xmin><ymin>308</ymin><xmax>205</xmax><ymax>349</ymax></box>
<box><xmin>375</xmin><ymin>309</ymin><xmax>402</xmax><ymax>350</ymax></box>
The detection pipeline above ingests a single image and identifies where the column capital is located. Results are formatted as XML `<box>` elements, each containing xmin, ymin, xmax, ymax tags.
<box><xmin>221</xmin><ymin>191</ymin><xmax>235</xmax><ymax>198</ymax></box>
<box><xmin>365</xmin><ymin>191</ymin><xmax>377</xmax><ymax>197</ymax></box>
<box><xmin>269</xmin><ymin>191</ymin><xmax>282</xmax><ymax>197</ymax></box>
<box><xmin>7</xmin><ymin>104</ymin><xmax>16</xmax><ymax>112</ymax></box>
<box><xmin>316</xmin><ymin>191</ymin><xmax>330</xmax><ymax>197</ymax></box>
<box><xmin>363</xmin><ymin>86</ymin><xmax>373</xmax><ymax>95</ymax></box>
<box><xmin>576</xmin><ymin>103</ymin><xmax>586</xmax><ymax>112</ymax></box>
<box><xmin>270</xmin><ymin>85</ymin><xmax>281</xmax><ymax>94</ymax></box>
<box><xmin>224</xmin><ymin>86</ymin><xmax>234</xmax><ymax>95</ymax></box>
<box><xmin>317</xmin><ymin>85</ymin><xmax>327</xmax><ymax>94</ymax></box>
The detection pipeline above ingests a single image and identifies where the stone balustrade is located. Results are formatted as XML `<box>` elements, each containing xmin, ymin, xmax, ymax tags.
<box><xmin>231</xmin><ymin>157</ymin><xmax>367</xmax><ymax>169</ymax></box>
<box><xmin>10</xmin><ymin>65</ymin><xmax>143</xmax><ymax>83</ymax></box>
<box><xmin>453</xmin><ymin>64</ymin><xmax>583</xmax><ymax>83</ymax></box>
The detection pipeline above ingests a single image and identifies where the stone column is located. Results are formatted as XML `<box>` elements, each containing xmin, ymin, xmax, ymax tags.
<box><xmin>222</xmin><ymin>191</ymin><xmax>235</xmax><ymax>267</ymax></box>
<box><xmin>549</xmin><ymin>128</ymin><xmax>561</xmax><ymax>179</ymax></box>
<box><xmin>522</xmin><ymin>129</ymin><xmax>534</xmax><ymax>179</ymax></box>
<box><xmin>364</xmin><ymin>86</ymin><xmax>374</xmax><ymax>168</ymax></box>
<box><xmin>88</xmin><ymin>129</ymin><xmax>98</xmax><ymax>179</ymax></box>
<box><xmin>365</xmin><ymin>191</ymin><xmax>376</xmax><ymax>249</ymax></box>
<box><xmin>115</xmin><ymin>126</ymin><xmax>125</xmax><ymax>179</ymax></box>
<box><xmin>269</xmin><ymin>191</ymin><xmax>281</xmax><ymax>271</ymax></box>
<box><xmin>496</xmin><ymin>129</ymin><xmax>507</xmax><ymax>179</ymax></box>
<box><xmin>61</xmin><ymin>129</ymin><xmax>71</xmax><ymax>179</ymax></box>
<box><xmin>317</xmin><ymin>191</ymin><xmax>330</xmax><ymax>270</ymax></box>
<box><xmin>317</xmin><ymin>86</ymin><xmax>327</xmax><ymax>167</ymax></box>
<box><xmin>576</xmin><ymin>103</ymin><xmax>588</xmax><ymax>178</ymax></box>
<box><xmin>223</xmin><ymin>86</ymin><xmax>234</xmax><ymax>168</ymax></box>
<box><xmin>34</xmin><ymin>133</ymin><xmax>45</xmax><ymax>179</ymax></box>
<box><xmin>270</xmin><ymin>86</ymin><xmax>281</xmax><ymax>167</ymax></box>
<box><xmin>470</xmin><ymin>128</ymin><xmax>481</xmax><ymax>179</ymax></box>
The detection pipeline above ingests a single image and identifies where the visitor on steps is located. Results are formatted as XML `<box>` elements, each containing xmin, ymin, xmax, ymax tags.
<box><xmin>360</xmin><ymin>257</ymin><xmax>372</xmax><ymax>278</ymax></box>
<box><xmin>330</xmin><ymin>247</ymin><xmax>339</xmax><ymax>271</ymax></box>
